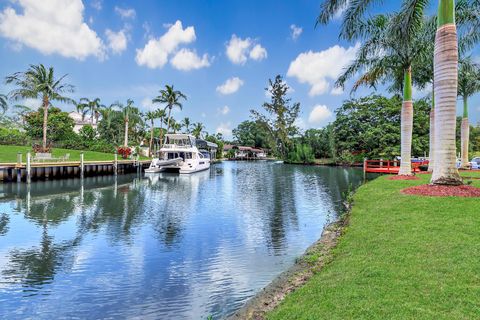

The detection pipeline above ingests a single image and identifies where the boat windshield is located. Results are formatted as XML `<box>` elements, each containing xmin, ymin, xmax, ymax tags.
<box><xmin>164</xmin><ymin>137</ymin><xmax>193</xmax><ymax>147</ymax></box>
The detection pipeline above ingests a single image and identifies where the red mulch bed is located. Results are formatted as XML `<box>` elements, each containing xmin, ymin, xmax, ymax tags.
<box><xmin>401</xmin><ymin>184</ymin><xmax>480</xmax><ymax>197</ymax></box>
<box><xmin>388</xmin><ymin>175</ymin><xmax>420</xmax><ymax>180</ymax></box>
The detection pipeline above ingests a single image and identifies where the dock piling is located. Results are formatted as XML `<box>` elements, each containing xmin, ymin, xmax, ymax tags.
<box><xmin>80</xmin><ymin>153</ymin><xmax>84</xmax><ymax>178</ymax></box>
<box><xmin>114</xmin><ymin>153</ymin><xmax>118</xmax><ymax>175</ymax></box>
<box><xmin>26</xmin><ymin>152</ymin><xmax>31</xmax><ymax>183</ymax></box>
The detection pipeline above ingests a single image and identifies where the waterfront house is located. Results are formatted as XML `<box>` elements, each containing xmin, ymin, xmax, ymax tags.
<box><xmin>68</xmin><ymin>112</ymin><xmax>97</xmax><ymax>133</ymax></box>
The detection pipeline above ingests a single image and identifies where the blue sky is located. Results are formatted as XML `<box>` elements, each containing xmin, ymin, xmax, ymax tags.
<box><xmin>0</xmin><ymin>0</ymin><xmax>478</xmax><ymax>139</ymax></box>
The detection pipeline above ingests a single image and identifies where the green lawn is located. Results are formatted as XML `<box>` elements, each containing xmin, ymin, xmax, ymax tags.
<box><xmin>0</xmin><ymin>145</ymin><xmax>148</xmax><ymax>163</ymax></box>
<box><xmin>268</xmin><ymin>172</ymin><xmax>480</xmax><ymax>320</ymax></box>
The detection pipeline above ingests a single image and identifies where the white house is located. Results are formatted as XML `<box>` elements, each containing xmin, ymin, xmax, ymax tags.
<box><xmin>68</xmin><ymin>112</ymin><xmax>98</xmax><ymax>133</ymax></box>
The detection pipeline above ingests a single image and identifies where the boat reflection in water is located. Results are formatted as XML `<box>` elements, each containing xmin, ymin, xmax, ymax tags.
<box><xmin>0</xmin><ymin>161</ymin><xmax>363</xmax><ymax>319</ymax></box>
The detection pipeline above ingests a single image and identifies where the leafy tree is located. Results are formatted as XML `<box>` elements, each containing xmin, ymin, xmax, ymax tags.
<box><xmin>333</xmin><ymin>95</ymin><xmax>430</xmax><ymax>160</ymax></box>
<box><xmin>287</xmin><ymin>143</ymin><xmax>315</xmax><ymax>164</ymax></box>
<box><xmin>152</xmin><ymin>85</ymin><xmax>186</xmax><ymax>135</ymax></box>
<box><xmin>24</xmin><ymin>107</ymin><xmax>75</xmax><ymax>143</ymax></box>
<box><xmin>79</xmin><ymin>125</ymin><xmax>96</xmax><ymax>142</ymax></box>
<box><xmin>6</xmin><ymin>64</ymin><xmax>74</xmax><ymax>151</ymax></box>
<box><xmin>232</xmin><ymin>120</ymin><xmax>272</xmax><ymax>148</ymax></box>
<box><xmin>303</xmin><ymin>128</ymin><xmax>333</xmax><ymax>159</ymax></box>
<box><xmin>97</xmin><ymin>105</ymin><xmax>122</xmax><ymax>144</ymax></box>
<box><xmin>251</xmin><ymin>75</ymin><xmax>300</xmax><ymax>159</ymax></box>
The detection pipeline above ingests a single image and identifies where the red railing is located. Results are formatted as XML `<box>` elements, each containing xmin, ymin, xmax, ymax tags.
<box><xmin>364</xmin><ymin>159</ymin><xmax>429</xmax><ymax>174</ymax></box>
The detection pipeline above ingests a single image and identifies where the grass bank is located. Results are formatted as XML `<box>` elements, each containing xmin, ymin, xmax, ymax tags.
<box><xmin>0</xmin><ymin>145</ymin><xmax>149</xmax><ymax>163</ymax></box>
<box><xmin>268</xmin><ymin>171</ymin><xmax>480</xmax><ymax>320</ymax></box>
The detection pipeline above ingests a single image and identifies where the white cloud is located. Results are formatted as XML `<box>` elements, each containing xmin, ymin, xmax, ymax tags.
<box><xmin>249</xmin><ymin>44</ymin><xmax>267</xmax><ymax>61</ymax></box>
<box><xmin>308</xmin><ymin>105</ymin><xmax>333</xmax><ymax>126</ymax></box>
<box><xmin>218</xmin><ymin>105</ymin><xmax>230</xmax><ymax>115</ymax></box>
<box><xmin>225</xmin><ymin>34</ymin><xmax>267</xmax><ymax>65</ymax></box>
<box><xmin>170</xmin><ymin>48</ymin><xmax>210</xmax><ymax>71</ymax></box>
<box><xmin>105</xmin><ymin>28</ymin><xmax>127</xmax><ymax>54</ymax></box>
<box><xmin>216</xmin><ymin>122</ymin><xmax>232</xmax><ymax>139</ymax></box>
<box><xmin>114</xmin><ymin>6</ymin><xmax>136</xmax><ymax>19</ymax></box>
<box><xmin>91</xmin><ymin>0</ymin><xmax>102</xmax><ymax>11</ymax></box>
<box><xmin>290</xmin><ymin>24</ymin><xmax>303</xmax><ymax>40</ymax></box>
<box><xmin>141</xmin><ymin>97</ymin><xmax>155</xmax><ymax>110</ymax></box>
<box><xmin>226</xmin><ymin>34</ymin><xmax>251</xmax><ymax>65</ymax></box>
<box><xmin>287</xmin><ymin>43</ymin><xmax>359</xmax><ymax>96</ymax></box>
<box><xmin>330</xmin><ymin>86</ymin><xmax>344</xmax><ymax>95</ymax></box>
<box><xmin>135</xmin><ymin>20</ymin><xmax>196</xmax><ymax>69</ymax></box>
<box><xmin>0</xmin><ymin>0</ymin><xmax>105</xmax><ymax>60</ymax></box>
<box><xmin>216</xmin><ymin>77</ymin><xmax>244</xmax><ymax>95</ymax></box>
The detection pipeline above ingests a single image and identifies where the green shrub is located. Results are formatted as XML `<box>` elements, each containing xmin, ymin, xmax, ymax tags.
<box><xmin>0</xmin><ymin>127</ymin><xmax>30</xmax><ymax>145</ymax></box>
<box><xmin>287</xmin><ymin>144</ymin><xmax>315</xmax><ymax>164</ymax></box>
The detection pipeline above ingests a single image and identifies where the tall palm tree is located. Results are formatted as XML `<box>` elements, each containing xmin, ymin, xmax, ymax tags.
<box><xmin>155</xmin><ymin>108</ymin><xmax>167</xmax><ymax>147</ymax></box>
<box><xmin>431</xmin><ymin>0</ymin><xmax>462</xmax><ymax>185</ymax></box>
<box><xmin>113</xmin><ymin>99</ymin><xmax>141</xmax><ymax>147</ymax></box>
<box><xmin>99</xmin><ymin>105</ymin><xmax>116</xmax><ymax>142</ymax></box>
<box><xmin>192</xmin><ymin>122</ymin><xmax>205</xmax><ymax>139</ymax></box>
<box><xmin>457</xmin><ymin>56</ymin><xmax>480</xmax><ymax>168</ymax></box>
<box><xmin>152</xmin><ymin>85</ymin><xmax>186</xmax><ymax>139</ymax></box>
<box><xmin>145</xmin><ymin>111</ymin><xmax>157</xmax><ymax>157</ymax></box>
<box><xmin>6</xmin><ymin>64</ymin><xmax>74</xmax><ymax>151</ymax></box>
<box><xmin>75</xmin><ymin>102</ymin><xmax>89</xmax><ymax>121</ymax></box>
<box><xmin>0</xmin><ymin>93</ymin><xmax>8</xmax><ymax>114</ymax></box>
<box><xmin>77</xmin><ymin>97</ymin><xmax>103</xmax><ymax>124</ymax></box>
<box><xmin>181</xmin><ymin>117</ymin><xmax>191</xmax><ymax>133</ymax></box>
<box><xmin>335</xmin><ymin>4</ymin><xmax>430</xmax><ymax>175</ymax></box>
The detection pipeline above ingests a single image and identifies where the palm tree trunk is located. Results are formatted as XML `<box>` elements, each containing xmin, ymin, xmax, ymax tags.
<box><xmin>428</xmin><ymin>87</ymin><xmax>435</xmax><ymax>172</ymax></box>
<box><xmin>159</xmin><ymin>116</ymin><xmax>164</xmax><ymax>147</ymax></box>
<box><xmin>165</xmin><ymin>107</ymin><xmax>172</xmax><ymax>138</ymax></box>
<box><xmin>124</xmin><ymin>119</ymin><xmax>129</xmax><ymax>147</ymax></box>
<box><xmin>399</xmin><ymin>66</ymin><xmax>413</xmax><ymax>176</ymax></box>
<box><xmin>431</xmin><ymin>0</ymin><xmax>462</xmax><ymax>185</ymax></box>
<box><xmin>149</xmin><ymin>119</ymin><xmax>154</xmax><ymax>157</ymax></box>
<box><xmin>42</xmin><ymin>95</ymin><xmax>49</xmax><ymax>151</ymax></box>
<box><xmin>460</xmin><ymin>96</ymin><xmax>469</xmax><ymax>168</ymax></box>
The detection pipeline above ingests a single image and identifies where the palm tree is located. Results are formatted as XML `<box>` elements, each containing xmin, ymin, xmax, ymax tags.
<box><xmin>77</xmin><ymin>97</ymin><xmax>103</xmax><ymax>124</ymax></box>
<box><xmin>335</xmin><ymin>4</ymin><xmax>430</xmax><ymax>176</ymax></box>
<box><xmin>192</xmin><ymin>122</ymin><xmax>205</xmax><ymax>139</ymax></box>
<box><xmin>145</xmin><ymin>111</ymin><xmax>157</xmax><ymax>157</ymax></box>
<box><xmin>152</xmin><ymin>85</ymin><xmax>187</xmax><ymax>139</ymax></box>
<box><xmin>12</xmin><ymin>104</ymin><xmax>32</xmax><ymax>126</ymax></box>
<box><xmin>319</xmin><ymin>0</ymin><xmax>480</xmax><ymax>182</ymax></box>
<box><xmin>0</xmin><ymin>93</ymin><xmax>8</xmax><ymax>114</ymax></box>
<box><xmin>431</xmin><ymin>0</ymin><xmax>462</xmax><ymax>185</ymax></box>
<box><xmin>181</xmin><ymin>117</ymin><xmax>191</xmax><ymax>133</ymax></box>
<box><xmin>113</xmin><ymin>99</ymin><xmax>141</xmax><ymax>147</ymax></box>
<box><xmin>6</xmin><ymin>64</ymin><xmax>74</xmax><ymax>150</ymax></box>
<box><xmin>155</xmin><ymin>108</ymin><xmax>167</xmax><ymax>147</ymax></box>
<box><xmin>75</xmin><ymin>102</ymin><xmax>89</xmax><ymax>121</ymax></box>
<box><xmin>99</xmin><ymin>105</ymin><xmax>116</xmax><ymax>142</ymax></box>
<box><xmin>169</xmin><ymin>119</ymin><xmax>182</xmax><ymax>134</ymax></box>
<box><xmin>457</xmin><ymin>56</ymin><xmax>480</xmax><ymax>168</ymax></box>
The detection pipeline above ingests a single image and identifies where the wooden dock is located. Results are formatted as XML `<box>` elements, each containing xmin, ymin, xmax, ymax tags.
<box><xmin>0</xmin><ymin>158</ymin><xmax>151</xmax><ymax>183</ymax></box>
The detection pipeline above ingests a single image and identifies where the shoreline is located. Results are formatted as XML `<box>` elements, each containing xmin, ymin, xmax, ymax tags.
<box><xmin>228</xmin><ymin>201</ymin><xmax>353</xmax><ymax>320</ymax></box>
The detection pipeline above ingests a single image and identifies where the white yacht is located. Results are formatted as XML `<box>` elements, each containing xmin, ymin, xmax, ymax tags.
<box><xmin>145</xmin><ymin>134</ymin><xmax>215</xmax><ymax>174</ymax></box>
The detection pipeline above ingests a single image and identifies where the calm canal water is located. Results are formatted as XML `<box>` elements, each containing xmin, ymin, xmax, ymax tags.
<box><xmin>0</xmin><ymin>161</ymin><xmax>363</xmax><ymax>319</ymax></box>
